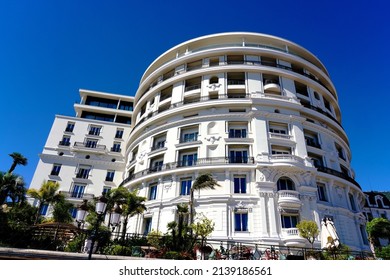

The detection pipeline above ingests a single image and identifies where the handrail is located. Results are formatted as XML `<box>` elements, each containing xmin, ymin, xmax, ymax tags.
<box><xmin>120</xmin><ymin>156</ymin><xmax>255</xmax><ymax>185</ymax></box>
<box><xmin>316</xmin><ymin>166</ymin><xmax>361</xmax><ymax>189</ymax></box>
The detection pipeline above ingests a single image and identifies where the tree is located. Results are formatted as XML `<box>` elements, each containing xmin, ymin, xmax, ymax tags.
<box><xmin>366</xmin><ymin>218</ymin><xmax>390</xmax><ymax>255</ymax></box>
<box><xmin>296</xmin><ymin>220</ymin><xmax>319</xmax><ymax>249</ymax></box>
<box><xmin>0</xmin><ymin>172</ymin><xmax>24</xmax><ymax>206</ymax></box>
<box><xmin>27</xmin><ymin>180</ymin><xmax>64</xmax><ymax>224</ymax></box>
<box><xmin>189</xmin><ymin>173</ymin><xmax>220</xmax><ymax>228</ymax></box>
<box><xmin>7</xmin><ymin>152</ymin><xmax>28</xmax><ymax>174</ymax></box>
<box><xmin>191</xmin><ymin>214</ymin><xmax>215</xmax><ymax>259</ymax></box>
<box><xmin>120</xmin><ymin>190</ymin><xmax>147</xmax><ymax>239</ymax></box>
<box><xmin>52</xmin><ymin>197</ymin><xmax>73</xmax><ymax>223</ymax></box>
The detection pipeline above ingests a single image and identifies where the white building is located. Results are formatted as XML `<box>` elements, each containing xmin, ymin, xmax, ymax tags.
<box><xmin>121</xmin><ymin>32</ymin><xmax>369</xmax><ymax>251</ymax></box>
<box><xmin>30</xmin><ymin>32</ymin><xmax>369</xmax><ymax>251</ymax></box>
<box><xmin>29</xmin><ymin>89</ymin><xmax>133</xmax><ymax>217</ymax></box>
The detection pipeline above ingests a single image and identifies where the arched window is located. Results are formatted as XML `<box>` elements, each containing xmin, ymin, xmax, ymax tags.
<box><xmin>277</xmin><ymin>177</ymin><xmax>295</xmax><ymax>191</ymax></box>
<box><xmin>209</xmin><ymin>76</ymin><xmax>219</xmax><ymax>84</ymax></box>
<box><xmin>376</xmin><ymin>198</ymin><xmax>384</xmax><ymax>208</ymax></box>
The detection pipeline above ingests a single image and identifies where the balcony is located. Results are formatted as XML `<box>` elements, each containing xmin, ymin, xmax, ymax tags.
<box><xmin>316</xmin><ymin>166</ymin><xmax>361</xmax><ymax>189</ymax></box>
<box><xmin>269</xmin><ymin>132</ymin><xmax>293</xmax><ymax>140</ymax></box>
<box><xmin>58</xmin><ymin>141</ymin><xmax>71</xmax><ymax>147</ymax></box>
<box><xmin>62</xmin><ymin>191</ymin><xmax>94</xmax><ymax>201</ymax></box>
<box><xmin>121</xmin><ymin>156</ymin><xmax>255</xmax><ymax>185</ymax></box>
<box><xmin>263</xmin><ymin>80</ymin><xmax>281</xmax><ymax>93</ymax></box>
<box><xmin>278</xmin><ymin>190</ymin><xmax>302</xmax><ymax>208</ymax></box>
<box><xmin>73</xmin><ymin>142</ymin><xmax>107</xmax><ymax>154</ymax></box>
<box><xmin>280</xmin><ymin>228</ymin><xmax>306</xmax><ymax>247</ymax></box>
<box><xmin>110</xmin><ymin>147</ymin><xmax>122</xmax><ymax>153</ymax></box>
<box><xmin>270</xmin><ymin>154</ymin><xmax>305</xmax><ymax>166</ymax></box>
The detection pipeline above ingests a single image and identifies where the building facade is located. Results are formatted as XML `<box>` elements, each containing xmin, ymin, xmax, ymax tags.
<box><xmin>121</xmin><ymin>32</ymin><xmax>368</xmax><ymax>251</ymax></box>
<box><xmin>29</xmin><ymin>89</ymin><xmax>133</xmax><ymax>217</ymax></box>
<box><xmin>30</xmin><ymin>32</ymin><xmax>369</xmax><ymax>251</ymax></box>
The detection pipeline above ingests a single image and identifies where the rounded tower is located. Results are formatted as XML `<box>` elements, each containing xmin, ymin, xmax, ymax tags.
<box><xmin>121</xmin><ymin>32</ymin><xmax>368</xmax><ymax>251</ymax></box>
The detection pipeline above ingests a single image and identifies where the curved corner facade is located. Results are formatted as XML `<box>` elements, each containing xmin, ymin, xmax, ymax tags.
<box><xmin>121</xmin><ymin>32</ymin><xmax>367</xmax><ymax>250</ymax></box>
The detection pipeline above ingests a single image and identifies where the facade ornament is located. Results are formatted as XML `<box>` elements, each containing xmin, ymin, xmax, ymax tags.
<box><xmin>205</xmin><ymin>135</ymin><xmax>221</xmax><ymax>144</ymax></box>
<box><xmin>207</xmin><ymin>83</ymin><xmax>221</xmax><ymax>91</ymax></box>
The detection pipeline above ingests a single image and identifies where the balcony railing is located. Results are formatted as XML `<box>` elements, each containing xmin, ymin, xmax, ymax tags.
<box><xmin>121</xmin><ymin>156</ymin><xmax>255</xmax><ymax>185</ymax></box>
<box><xmin>139</xmin><ymin>55</ymin><xmax>335</xmax><ymax>102</ymax></box>
<box><xmin>110</xmin><ymin>147</ymin><xmax>122</xmax><ymax>152</ymax></box>
<box><xmin>281</xmin><ymin>228</ymin><xmax>299</xmax><ymax>236</ymax></box>
<box><xmin>74</xmin><ymin>142</ymin><xmax>106</xmax><ymax>151</ymax></box>
<box><xmin>270</xmin><ymin>155</ymin><xmax>305</xmax><ymax>165</ymax></box>
<box><xmin>269</xmin><ymin>132</ymin><xmax>293</xmax><ymax>140</ymax></box>
<box><xmin>301</xmin><ymin>103</ymin><xmax>342</xmax><ymax>127</ymax></box>
<box><xmin>316</xmin><ymin>166</ymin><xmax>361</xmax><ymax>189</ymax></box>
<box><xmin>62</xmin><ymin>192</ymin><xmax>94</xmax><ymax>200</ymax></box>
<box><xmin>58</xmin><ymin>141</ymin><xmax>71</xmax><ymax>146</ymax></box>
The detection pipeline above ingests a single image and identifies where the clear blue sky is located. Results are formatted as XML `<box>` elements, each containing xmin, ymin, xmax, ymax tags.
<box><xmin>0</xmin><ymin>0</ymin><xmax>388</xmax><ymax>192</ymax></box>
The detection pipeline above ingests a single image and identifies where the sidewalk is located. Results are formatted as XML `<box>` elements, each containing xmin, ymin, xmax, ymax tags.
<box><xmin>0</xmin><ymin>247</ymin><xmax>142</xmax><ymax>260</ymax></box>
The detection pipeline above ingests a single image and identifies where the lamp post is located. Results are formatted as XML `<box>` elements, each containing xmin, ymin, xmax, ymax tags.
<box><xmin>76</xmin><ymin>194</ymin><xmax>108</xmax><ymax>260</ymax></box>
<box><xmin>110</xmin><ymin>203</ymin><xmax>122</xmax><ymax>233</ymax></box>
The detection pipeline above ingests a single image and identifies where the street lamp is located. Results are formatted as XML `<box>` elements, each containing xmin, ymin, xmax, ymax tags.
<box><xmin>76</xmin><ymin>199</ymin><xmax>88</xmax><ymax>229</ymax></box>
<box><xmin>110</xmin><ymin>203</ymin><xmax>122</xmax><ymax>232</ymax></box>
<box><xmin>76</xmin><ymin>194</ymin><xmax>108</xmax><ymax>260</ymax></box>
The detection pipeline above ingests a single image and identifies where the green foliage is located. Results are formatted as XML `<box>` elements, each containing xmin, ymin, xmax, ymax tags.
<box><xmin>103</xmin><ymin>244</ymin><xmax>133</xmax><ymax>256</ymax></box>
<box><xmin>375</xmin><ymin>245</ymin><xmax>390</xmax><ymax>260</ymax></box>
<box><xmin>191</xmin><ymin>214</ymin><xmax>215</xmax><ymax>241</ymax></box>
<box><xmin>0</xmin><ymin>172</ymin><xmax>25</xmax><ymax>205</ymax></box>
<box><xmin>8</xmin><ymin>152</ymin><xmax>28</xmax><ymax>174</ymax></box>
<box><xmin>322</xmin><ymin>244</ymin><xmax>351</xmax><ymax>260</ymax></box>
<box><xmin>366</xmin><ymin>218</ymin><xmax>390</xmax><ymax>247</ymax></box>
<box><xmin>296</xmin><ymin>220</ymin><xmax>319</xmax><ymax>248</ymax></box>
<box><xmin>64</xmin><ymin>235</ymin><xmax>85</xmax><ymax>252</ymax></box>
<box><xmin>147</xmin><ymin>229</ymin><xmax>163</xmax><ymax>249</ymax></box>
<box><xmin>52</xmin><ymin>198</ymin><xmax>73</xmax><ymax>223</ymax></box>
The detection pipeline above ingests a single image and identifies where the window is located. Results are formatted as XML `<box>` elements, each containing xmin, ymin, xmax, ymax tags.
<box><xmin>152</xmin><ymin>133</ymin><xmax>166</xmax><ymax>150</ymax></box>
<box><xmin>317</xmin><ymin>183</ymin><xmax>328</xmax><ymax>202</ymax></box>
<box><xmin>234</xmin><ymin>175</ymin><xmax>247</xmax><ymax>194</ymax></box>
<box><xmin>234</xmin><ymin>212</ymin><xmax>248</xmax><ymax>231</ymax></box>
<box><xmin>324</xmin><ymin>98</ymin><xmax>331</xmax><ymax>111</ymax></box>
<box><xmin>143</xmin><ymin>218</ymin><xmax>152</xmax><ymax>235</ymax></box>
<box><xmin>106</xmin><ymin>170</ymin><xmax>115</xmax><ymax>182</ymax></box>
<box><xmin>150</xmin><ymin>157</ymin><xmax>164</xmax><ymax>172</ymax></box>
<box><xmin>277</xmin><ymin>177</ymin><xmax>295</xmax><ymax>191</ymax></box>
<box><xmin>229</xmin><ymin>128</ymin><xmax>247</xmax><ymax>138</ymax></box>
<box><xmin>118</xmin><ymin>101</ymin><xmax>133</xmax><ymax>111</ymax></box>
<box><xmin>111</xmin><ymin>142</ymin><xmax>121</xmax><ymax>152</ymax></box>
<box><xmin>85</xmin><ymin>138</ymin><xmax>98</xmax><ymax>148</ymax></box>
<box><xmin>281</xmin><ymin>215</ymin><xmax>299</xmax><ymax>228</ymax></box>
<box><xmin>304</xmin><ymin>130</ymin><xmax>321</xmax><ymax>149</ymax></box>
<box><xmin>70</xmin><ymin>207</ymin><xmax>78</xmax><ymax>218</ymax></box>
<box><xmin>40</xmin><ymin>204</ymin><xmax>49</xmax><ymax>215</ymax></box>
<box><xmin>88</xmin><ymin>125</ymin><xmax>102</xmax><ymax>136</ymax></box>
<box><xmin>335</xmin><ymin>143</ymin><xmax>346</xmax><ymax>161</ymax></box>
<box><xmin>294</xmin><ymin>81</ymin><xmax>308</xmax><ymax>97</ymax></box>
<box><xmin>360</xmin><ymin>225</ymin><xmax>369</xmax><ymax>245</ymax></box>
<box><xmin>149</xmin><ymin>184</ymin><xmax>157</xmax><ymax>200</ymax></box>
<box><xmin>71</xmin><ymin>184</ymin><xmax>85</xmax><ymax>198</ymax></box>
<box><xmin>50</xmin><ymin>164</ymin><xmax>61</xmax><ymax>176</ymax></box>
<box><xmin>59</xmin><ymin>135</ymin><xmax>71</xmax><ymax>146</ymax></box>
<box><xmin>313</xmin><ymin>91</ymin><xmax>320</xmax><ymax>100</ymax></box>
<box><xmin>76</xmin><ymin>166</ymin><xmax>91</xmax><ymax>179</ymax></box>
<box><xmin>229</xmin><ymin>150</ymin><xmax>248</xmax><ymax>163</ymax></box>
<box><xmin>102</xmin><ymin>186</ymin><xmax>111</xmax><ymax>195</ymax></box>
<box><xmin>349</xmin><ymin>193</ymin><xmax>357</xmax><ymax>211</ymax></box>
<box><xmin>115</xmin><ymin>129</ymin><xmax>124</xmax><ymax>139</ymax></box>
<box><xmin>308</xmin><ymin>153</ymin><xmax>324</xmax><ymax>168</ymax></box>
<box><xmin>65</xmin><ymin>122</ymin><xmax>75</xmax><ymax>132</ymax></box>
<box><xmin>269</xmin><ymin>122</ymin><xmax>288</xmax><ymax>135</ymax></box>
<box><xmin>180</xmin><ymin>152</ymin><xmax>198</xmax><ymax>166</ymax></box>
<box><xmin>180</xmin><ymin>132</ymin><xmax>198</xmax><ymax>143</ymax></box>
<box><xmin>271</xmin><ymin>145</ymin><xmax>291</xmax><ymax>155</ymax></box>
<box><xmin>180</xmin><ymin>178</ymin><xmax>192</xmax><ymax>196</ymax></box>
<box><xmin>340</xmin><ymin>165</ymin><xmax>349</xmax><ymax>176</ymax></box>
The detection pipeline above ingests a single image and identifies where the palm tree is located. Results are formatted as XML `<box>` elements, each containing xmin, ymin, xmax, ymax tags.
<box><xmin>0</xmin><ymin>172</ymin><xmax>24</xmax><ymax>205</ymax></box>
<box><xmin>120</xmin><ymin>190</ymin><xmax>147</xmax><ymax>239</ymax></box>
<box><xmin>189</xmin><ymin>173</ymin><xmax>221</xmax><ymax>229</ymax></box>
<box><xmin>8</xmin><ymin>152</ymin><xmax>28</xmax><ymax>174</ymax></box>
<box><xmin>27</xmin><ymin>180</ymin><xmax>64</xmax><ymax>224</ymax></box>
<box><xmin>7</xmin><ymin>176</ymin><xmax>26</xmax><ymax>206</ymax></box>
